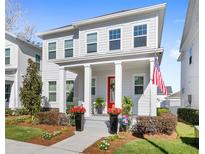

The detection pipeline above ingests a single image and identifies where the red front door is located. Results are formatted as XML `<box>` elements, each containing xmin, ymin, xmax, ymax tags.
<box><xmin>107</xmin><ymin>76</ymin><xmax>115</xmax><ymax>111</ymax></box>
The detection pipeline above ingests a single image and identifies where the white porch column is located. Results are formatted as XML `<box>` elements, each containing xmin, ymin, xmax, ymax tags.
<box><xmin>150</xmin><ymin>59</ymin><xmax>157</xmax><ymax>116</ymax></box>
<box><xmin>84</xmin><ymin>64</ymin><xmax>92</xmax><ymax>117</ymax></box>
<box><xmin>59</xmin><ymin>67</ymin><xmax>66</xmax><ymax>113</ymax></box>
<box><xmin>115</xmin><ymin>61</ymin><xmax>122</xmax><ymax>108</ymax></box>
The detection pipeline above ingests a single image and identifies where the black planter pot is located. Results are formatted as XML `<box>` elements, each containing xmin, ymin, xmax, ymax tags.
<box><xmin>75</xmin><ymin>113</ymin><xmax>84</xmax><ymax>131</ymax></box>
<box><xmin>110</xmin><ymin>114</ymin><xmax>119</xmax><ymax>134</ymax></box>
<box><xmin>97</xmin><ymin>104</ymin><xmax>103</xmax><ymax>114</ymax></box>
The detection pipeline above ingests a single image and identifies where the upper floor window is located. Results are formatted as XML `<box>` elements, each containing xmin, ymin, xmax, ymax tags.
<box><xmin>91</xmin><ymin>78</ymin><xmax>96</xmax><ymax>95</ymax></box>
<box><xmin>109</xmin><ymin>29</ymin><xmax>121</xmax><ymax>50</ymax></box>
<box><xmin>35</xmin><ymin>54</ymin><xmax>40</xmax><ymax>70</ymax></box>
<box><xmin>48</xmin><ymin>42</ymin><xmax>56</xmax><ymax>59</ymax></box>
<box><xmin>65</xmin><ymin>39</ymin><xmax>73</xmax><ymax>58</ymax></box>
<box><xmin>48</xmin><ymin>81</ymin><xmax>56</xmax><ymax>102</ymax></box>
<box><xmin>134</xmin><ymin>24</ymin><xmax>147</xmax><ymax>47</ymax></box>
<box><xmin>87</xmin><ymin>32</ymin><xmax>97</xmax><ymax>53</ymax></box>
<box><xmin>189</xmin><ymin>47</ymin><xmax>192</xmax><ymax>64</ymax></box>
<box><xmin>66</xmin><ymin>80</ymin><xmax>74</xmax><ymax>103</ymax></box>
<box><xmin>134</xmin><ymin>75</ymin><xmax>144</xmax><ymax>95</ymax></box>
<box><xmin>5</xmin><ymin>48</ymin><xmax>10</xmax><ymax>65</ymax></box>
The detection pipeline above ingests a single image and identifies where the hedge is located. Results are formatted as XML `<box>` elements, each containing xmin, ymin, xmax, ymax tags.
<box><xmin>157</xmin><ymin>108</ymin><xmax>170</xmax><ymax>116</ymax></box>
<box><xmin>132</xmin><ymin>113</ymin><xmax>177</xmax><ymax>136</ymax></box>
<box><xmin>177</xmin><ymin>108</ymin><xmax>199</xmax><ymax>125</ymax></box>
<box><xmin>36</xmin><ymin>111</ymin><xmax>68</xmax><ymax>125</ymax></box>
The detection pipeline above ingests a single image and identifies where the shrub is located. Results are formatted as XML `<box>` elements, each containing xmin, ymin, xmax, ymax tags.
<box><xmin>36</xmin><ymin>111</ymin><xmax>68</xmax><ymax>125</ymax></box>
<box><xmin>177</xmin><ymin>108</ymin><xmax>199</xmax><ymax>125</ymax></box>
<box><xmin>157</xmin><ymin>108</ymin><xmax>170</xmax><ymax>116</ymax></box>
<box><xmin>98</xmin><ymin>139</ymin><xmax>110</xmax><ymax>151</ymax></box>
<box><xmin>106</xmin><ymin>134</ymin><xmax>120</xmax><ymax>141</ymax></box>
<box><xmin>41</xmin><ymin>132</ymin><xmax>53</xmax><ymax>140</ymax></box>
<box><xmin>95</xmin><ymin>97</ymin><xmax>106</xmax><ymax>110</ymax></box>
<box><xmin>15</xmin><ymin>117</ymin><xmax>27</xmax><ymax>123</ymax></box>
<box><xmin>132</xmin><ymin>113</ymin><xmax>177</xmax><ymax>136</ymax></box>
<box><xmin>5</xmin><ymin>109</ymin><xmax>13</xmax><ymax>115</ymax></box>
<box><xmin>15</xmin><ymin>108</ymin><xmax>30</xmax><ymax>115</ymax></box>
<box><xmin>122</xmin><ymin>96</ymin><xmax>133</xmax><ymax>115</ymax></box>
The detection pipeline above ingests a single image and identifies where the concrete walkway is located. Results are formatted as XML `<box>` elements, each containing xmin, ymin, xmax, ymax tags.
<box><xmin>6</xmin><ymin>116</ymin><xmax>110</xmax><ymax>154</ymax></box>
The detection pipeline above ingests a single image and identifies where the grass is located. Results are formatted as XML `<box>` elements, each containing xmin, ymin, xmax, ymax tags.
<box><xmin>6</xmin><ymin>125</ymin><xmax>43</xmax><ymax>141</ymax></box>
<box><xmin>114</xmin><ymin>122</ymin><xmax>199</xmax><ymax>154</ymax></box>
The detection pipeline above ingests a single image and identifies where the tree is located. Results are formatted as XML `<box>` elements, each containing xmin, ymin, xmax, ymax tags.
<box><xmin>17</xmin><ymin>24</ymin><xmax>35</xmax><ymax>41</ymax></box>
<box><xmin>19</xmin><ymin>59</ymin><xmax>42</xmax><ymax>119</ymax></box>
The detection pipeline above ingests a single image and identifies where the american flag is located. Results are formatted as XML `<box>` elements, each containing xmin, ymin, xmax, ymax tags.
<box><xmin>152</xmin><ymin>58</ymin><xmax>168</xmax><ymax>95</ymax></box>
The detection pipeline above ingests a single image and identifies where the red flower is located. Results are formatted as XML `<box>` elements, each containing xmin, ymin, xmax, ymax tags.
<box><xmin>68</xmin><ymin>106</ymin><xmax>86</xmax><ymax>114</ymax></box>
<box><xmin>108</xmin><ymin>107</ymin><xmax>122</xmax><ymax>115</ymax></box>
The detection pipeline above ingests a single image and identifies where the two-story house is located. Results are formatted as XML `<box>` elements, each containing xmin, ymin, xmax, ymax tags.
<box><xmin>37</xmin><ymin>4</ymin><xmax>166</xmax><ymax>117</ymax></box>
<box><xmin>178</xmin><ymin>0</ymin><xmax>199</xmax><ymax>109</ymax></box>
<box><xmin>5</xmin><ymin>31</ymin><xmax>42</xmax><ymax>108</ymax></box>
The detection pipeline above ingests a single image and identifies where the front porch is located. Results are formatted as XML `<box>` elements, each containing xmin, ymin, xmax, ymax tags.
<box><xmin>58</xmin><ymin>57</ymin><xmax>157</xmax><ymax>117</ymax></box>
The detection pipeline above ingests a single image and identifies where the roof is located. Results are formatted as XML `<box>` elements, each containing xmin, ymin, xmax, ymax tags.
<box><xmin>37</xmin><ymin>3</ymin><xmax>166</xmax><ymax>42</ymax></box>
<box><xmin>166</xmin><ymin>91</ymin><xmax>181</xmax><ymax>99</ymax></box>
<box><xmin>157</xmin><ymin>86</ymin><xmax>173</xmax><ymax>95</ymax></box>
<box><xmin>5</xmin><ymin>31</ymin><xmax>41</xmax><ymax>50</ymax></box>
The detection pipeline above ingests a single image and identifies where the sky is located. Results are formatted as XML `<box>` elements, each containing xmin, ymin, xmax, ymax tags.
<box><xmin>15</xmin><ymin>0</ymin><xmax>188</xmax><ymax>92</ymax></box>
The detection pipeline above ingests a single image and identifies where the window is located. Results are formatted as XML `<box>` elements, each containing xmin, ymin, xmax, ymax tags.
<box><xmin>189</xmin><ymin>47</ymin><xmax>192</xmax><ymax>64</ymax></box>
<box><xmin>91</xmin><ymin>78</ymin><xmax>96</xmax><ymax>95</ymax></box>
<box><xmin>188</xmin><ymin>95</ymin><xmax>192</xmax><ymax>105</ymax></box>
<box><xmin>134</xmin><ymin>24</ymin><xmax>147</xmax><ymax>47</ymax></box>
<box><xmin>109</xmin><ymin>29</ymin><xmax>121</xmax><ymax>50</ymax></box>
<box><xmin>5</xmin><ymin>48</ymin><xmax>10</xmax><ymax>65</ymax></box>
<box><xmin>48</xmin><ymin>81</ymin><xmax>56</xmax><ymax>102</ymax></box>
<box><xmin>35</xmin><ymin>54</ymin><xmax>41</xmax><ymax>70</ymax></box>
<box><xmin>65</xmin><ymin>39</ymin><xmax>73</xmax><ymax>58</ymax></box>
<box><xmin>66</xmin><ymin>80</ymin><xmax>74</xmax><ymax>103</ymax></box>
<box><xmin>5</xmin><ymin>84</ymin><xmax>11</xmax><ymax>102</ymax></box>
<box><xmin>48</xmin><ymin>42</ymin><xmax>56</xmax><ymax>59</ymax></box>
<box><xmin>134</xmin><ymin>76</ymin><xmax>144</xmax><ymax>94</ymax></box>
<box><xmin>87</xmin><ymin>32</ymin><xmax>97</xmax><ymax>53</ymax></box>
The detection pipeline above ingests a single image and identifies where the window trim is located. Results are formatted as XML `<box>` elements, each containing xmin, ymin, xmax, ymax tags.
<box><xmin>133</xmin><ymin>73</ymin><xmax>146</xmax><ymax>95</ymax></box>
<box><xmin>47</xmin><ymin>41</ymin><xmax>57</xmax><ymax>60</ymax></box>
<box><xmin>5</xmin><ymin>48</ymin><xmax>10</xmax><ymax>65</ymax></box>
<box><xmin>132</xmin><ymin>23</ymin><xmax>149</xmax><ymax>48</ymax></box>
<box><xmin>91</xmin><ymin>77</ymin><xmax>97</xmax><ymax>96</ymax></box>
<box><xmin>66</xmin><ymin>79</ymin><xmax>74</xmax><ymax>103</ymax></box>
<box><xmin>108</xmin><ymin>27</ymin><xmax>122</xmax><ymax>51</ymax></box>
<box><xmin>48</xmin><ymin>81</ymin><xmax>57</xmax><ymax>102</ymax></box>
<box><xmin>64</xmin><ymin>38</ymin><xmax>74</xmax><ymax>58</ymax></box>
<box><xmin>85</xmin><ymin>31</ymin><xmax>98</xmax><ymax>54</ymax></box>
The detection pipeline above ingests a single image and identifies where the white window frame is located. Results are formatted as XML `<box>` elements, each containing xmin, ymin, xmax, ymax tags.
<box><xmin>86</xmin><ymin>31</ymin><xmax>98</xmax><ymax>54</ymax></box>
<box><xmin>66</xmin><ymin>79</ymin><xmax>74</xmax><ymax>103</ymax></box>
<box><xmin>64</xmin><ymin>39</ymin><xmax>74</xmax><ymax>58</ymax></box>
<box><xmin>108</xmin><ymin>27</ymin><xmax>122</xmax><ymax>51</ymax></box>
<box><xmin>48</xmin><ymin>81</ymin><xmax>57</xmax><ymax>102</ymax></box>
<box><xmin>132</xmin><ymin>22</ymin><xmax>149</xmax><ymax>48</ymax></box>
<box><xmin>47</xmin><ymin>41</ymin><xmax>57</xmax><ymax>60</ymax></box>
<box><xmin>133</xmin><ymin>73</ymin><xmax>146</xmax><ymax>95</ymax></box>
<box><xmin>5</xmin><ymin>48</ymin><xmax>10</xmax><ymax>65</ymax></box>
<box><xmin>91</xmin><ymin>77</ymin><xmax>97</xmax><ymax>96</ymax></box>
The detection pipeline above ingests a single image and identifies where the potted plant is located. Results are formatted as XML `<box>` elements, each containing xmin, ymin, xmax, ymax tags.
<box><xmin>95</xmin><ymin>97</ymin><xmax>105</xmax><ymax>114</ymax></box>
<box><xmin>108</xmin><ymin>107</ymin><xmax>122</xmax><ymax>134</ymax></box>
<box><xmin>69</xmin><ymin>106</ymin><xmax>86</xmax><ymax>131</ymax></box>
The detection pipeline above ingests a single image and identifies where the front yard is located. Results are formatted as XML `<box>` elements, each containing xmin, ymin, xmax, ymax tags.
<box><xmin>84</xmin><ymin>122</ymin><xmax>199</xmax><ymax>154</ymax></box>
<box><xmin>5</xmin><ymin>114</ymin><xmax>75</xmax><ymax>146</ymax></box>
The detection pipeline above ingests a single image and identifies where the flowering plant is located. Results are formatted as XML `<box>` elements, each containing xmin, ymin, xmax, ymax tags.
<box><xmin>108</xmin><ymin>107</ymin><xmax>122</xmax><ymax>115</ymax></box>
<box><xmin>69</xmin><ymin>106</ymin><xmax>86</xmax><ymax>114</ymax></box>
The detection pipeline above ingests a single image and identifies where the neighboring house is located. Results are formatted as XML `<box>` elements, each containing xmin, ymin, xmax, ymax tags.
<box><xmin>165</xmin><ymin>91</ymin><xmax>181</xmax><ymax>115</ymax></box>
<box><xmin>5</xmin><ymin>31</ymin><xmax>42</xmax><ymax>109</ymax></box>
<box><xmin>178</xmin><ymin>0</ymin><xmax>199</xmax><ymax>109</ymax></box>
<box><xmin>37</xmin><ymin>4</ymin><xmax>166</xmax><ymax>117</ymax></box>
<box><xmin>156</xmin><ymin>86</ymin><xmax>173</xmax><ymax>107</ymax></box>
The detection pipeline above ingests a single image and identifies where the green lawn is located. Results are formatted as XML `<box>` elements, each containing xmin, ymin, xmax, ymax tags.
<box><xmin>114</xmin><ymin>122</ymin><xmax>199</xmax><ymax>154</ymax></box>
<box><xmin>6</xmin><ymin>125</ymin><xmax>43</xmax><ymax>141</ymax></box>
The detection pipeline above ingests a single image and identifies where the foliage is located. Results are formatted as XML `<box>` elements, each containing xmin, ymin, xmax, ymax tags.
<box><xmin>95</xmin><ymin>97</ymin><xmax>106</xmax><ymax>110</ymax></box>
<box><xmin>132</xmin><ymin>113</ymin><xmax>177</xmax><ymax>136</ymax></box>
<box><xmin>177</xmin><ymin>108</ymin><xmax>199</xmax><ymax>125</ymax></box>
<box><xmin>157</xmin><ymin>107</ymin><xmax>170</xmax><ymax>116</ymax></box>
<box><xmin>67</xmin><ymin>113</ymin><xmax>75</xmax><ymax>126</ymax></box>
<box><xmin>6</xmin><ymin>125</ymin><xmax>43</xmax><ymax>141</ymax></box>
<box><xmin>5</xmin><ymin>108</ymin><xmax>13</xmax><ymax>115</ymax></box>
<box><xmin>37</xmin><ymin>111</ymin><xmax>59</xmax><ymax>125</ymax></box>
<box><xmin>122</xmin><ymin>96</ymin><xmax>133</xmax><ymax>115</ymax></box>
<box><xmin>108</xmin><ymin>107</ymin><xmax>122</xmax><ymax>115</ymax></box>
<box><xmin>68</xmin><ymin>106</ymin><xmax>86</xmax><ymax>114</ymax></box>
<box><xmin>106</xmin><ymin>134</ymin><xmax>120</xmax><ymax>141</ymax></box>
<box><xmin>41</xmin><ymin>131</ymin><xmax>62</xmax><ymax>140</ymax></box>
<box><xmin>19</xmin><ymin>59</ymin><xmax>42</xmax><ymax>118</ymax></box>
<box><xmin>6</xmin><ymin>116</ymin><xmax>30</xmax><ymax>125</ymax></box>
<box><xmin>98</xmin><ymin>139</ymin><xmax>110</xmax><ymax>151</ymax></box>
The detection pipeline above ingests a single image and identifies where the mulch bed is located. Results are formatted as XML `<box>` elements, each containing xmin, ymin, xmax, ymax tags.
<box><xmin>83</xmin><ymin>132</ymin><xmax>137</xmax><ymax>154</ymax></box>
<box><xmin>83</xmin><ymin>131</ymin><xmax>177</xmax><ymax>154</ymax></box>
